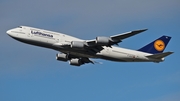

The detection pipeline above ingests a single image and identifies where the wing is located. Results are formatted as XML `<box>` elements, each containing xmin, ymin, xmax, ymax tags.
<box><xmin>86</xmin><ymin>29</ymin><xmax>147</xmax><ymax>46</ymax></box>
<box><xmin>53</xmin><ymin>29</ymin><xmax>147</xmax><ymax>54</ymax></box>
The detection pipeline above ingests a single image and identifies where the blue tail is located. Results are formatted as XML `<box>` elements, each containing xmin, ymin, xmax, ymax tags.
<box><xmin>138</xmin><ymin>36</ymin><xmax>171</xmax><ymax>54</ymax></box>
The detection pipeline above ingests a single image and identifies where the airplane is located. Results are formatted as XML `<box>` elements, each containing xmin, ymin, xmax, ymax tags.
<box><xmin>6</xmin><ymin>26</ymin><xmax>173</xmax><ymax>66</ymax></box>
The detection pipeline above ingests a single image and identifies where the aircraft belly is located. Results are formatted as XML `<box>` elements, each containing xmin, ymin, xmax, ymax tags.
<box><xmin>58</xmin><ymin>48</ymin><xmax>97</xmax><ymax>58</ymax></box>
<box><xmin>69</xmin><ymin>52</ymin><xmax>96</xmax><ymax>58</ymax></box>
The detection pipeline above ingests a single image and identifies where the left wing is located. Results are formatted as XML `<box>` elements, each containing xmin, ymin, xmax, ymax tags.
<box><xmin>86</xmin><ymin>29</ymin><xmax>147</xmax><ymax>46</ymax></box>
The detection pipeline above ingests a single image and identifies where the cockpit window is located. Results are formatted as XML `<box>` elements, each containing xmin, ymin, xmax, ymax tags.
<box><xmin>18</xmin><ymin>26</ymin><xmax>22</xmax><ymax>28</ymax></box>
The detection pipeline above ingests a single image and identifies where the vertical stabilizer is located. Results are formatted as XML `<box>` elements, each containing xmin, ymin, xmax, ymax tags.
<box><xmin>138</xmin><ymin>36</ymin><xmax>171</xmax><ymax>54</ymax></box>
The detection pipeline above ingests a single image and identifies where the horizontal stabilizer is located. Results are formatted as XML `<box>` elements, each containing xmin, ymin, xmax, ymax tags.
<box><xmin>146</xmin><ymin>52</ymin><xmax>174</xmax><ymax>59</ymax></box>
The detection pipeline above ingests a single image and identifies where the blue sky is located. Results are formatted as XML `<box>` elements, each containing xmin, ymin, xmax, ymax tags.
<box><xmin>0</xmin><ymin>0</ymin><xmax>180</xmax><ymax>101</ymax></box>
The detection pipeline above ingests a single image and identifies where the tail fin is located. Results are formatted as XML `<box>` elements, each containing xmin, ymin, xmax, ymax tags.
<box><xmin>138</xmin><ymin>36</ymin><xmax>171</xmax><ymax>54</ymax></box>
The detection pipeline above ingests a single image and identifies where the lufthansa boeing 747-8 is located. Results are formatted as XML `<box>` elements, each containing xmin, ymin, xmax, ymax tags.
<box><xmin>7</xmin><ymin>26</ymin><xmax>173</xmax><ymax>66</ymax></box>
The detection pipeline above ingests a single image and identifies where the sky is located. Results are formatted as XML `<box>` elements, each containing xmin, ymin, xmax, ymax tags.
<box><xmin>0</xmin><ymin>0</ymin><xmax>180</xmax><ymax>101</ymax></box>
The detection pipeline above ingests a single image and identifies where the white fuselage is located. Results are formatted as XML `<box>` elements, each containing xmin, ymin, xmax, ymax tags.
<box><xmin>6</xmin><ymin>26</ymin><xmax>163</xmax><ymax>63</ymax></box>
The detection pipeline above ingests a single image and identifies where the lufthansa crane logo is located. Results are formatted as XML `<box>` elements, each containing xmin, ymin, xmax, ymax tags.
<box><xmin>154</xmin><ymin>40</ymin><xmax>165</xmax><ymax>51</ymax></box>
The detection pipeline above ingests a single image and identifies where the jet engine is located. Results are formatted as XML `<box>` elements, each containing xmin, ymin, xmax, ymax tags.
<box><xmin>69</xmin><ymin>59</ymin><xmax>83</xmax><ymax>66</ymax></box>
<box><xmin>71</xmin><ymin>41</ymin><xmax>85</xmax><ymax>49</ymax></box>
<box><xmin>96</xmin><ymin>37</ymin><xmax>112</xmax><ymax>45</ymax></box>
<box><xmin>56</xmin><ymin>53</ymin><xmax>69</xmax><ymax>61</ymax></box>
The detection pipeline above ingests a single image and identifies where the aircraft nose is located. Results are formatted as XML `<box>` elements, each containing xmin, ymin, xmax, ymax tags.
<box><xmin>6</xmin><ymin>29</ymin><xmax>15</xmax><ymax>37</ymax></box>
<box><xmin>6</xmin><ymin>29</ymin><xmax>12</xmax><ymax>35</ymax></box>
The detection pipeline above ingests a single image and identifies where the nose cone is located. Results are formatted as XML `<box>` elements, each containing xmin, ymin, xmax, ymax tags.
<box><xmin>6</xmin><ymin>29</ymin><xmax>12</xmax><ymax>36</ymax></box>
<box><xmin>6</xmin><ymin>29</ymin><xmax>16</xmax><ymax>38</ymax></box>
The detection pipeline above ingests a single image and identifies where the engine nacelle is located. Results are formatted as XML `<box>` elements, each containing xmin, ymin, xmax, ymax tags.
<box><xmin>69</xmin><ymin>59</ymin><xmax>83</xmax><ymax>66</ymax></box>
<box><xmin>71</xmin><ymin>41</ymin><xmax>85</xmax><ymax>49</ymax></box>
<box><xmin>56</xmin><ymin>53</ymin><xmax>68</xmax><ymax>61</ymax></box>
<box><xmin>96</xmin><ymin>37</ymin><xmax>111</xmax><ymax>45</ymax></box>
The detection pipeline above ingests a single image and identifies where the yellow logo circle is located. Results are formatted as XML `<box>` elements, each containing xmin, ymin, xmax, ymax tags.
<box><xmin>154</xmin><ymin>40</ymin><xmax>165</xmax><ymax>51</ymax></box>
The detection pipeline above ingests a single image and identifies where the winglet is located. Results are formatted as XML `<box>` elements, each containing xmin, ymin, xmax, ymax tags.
<box><xmin>134</xmin><ymin>29</ymin><xmax>148</xmax><ymax>34</ymax></box>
